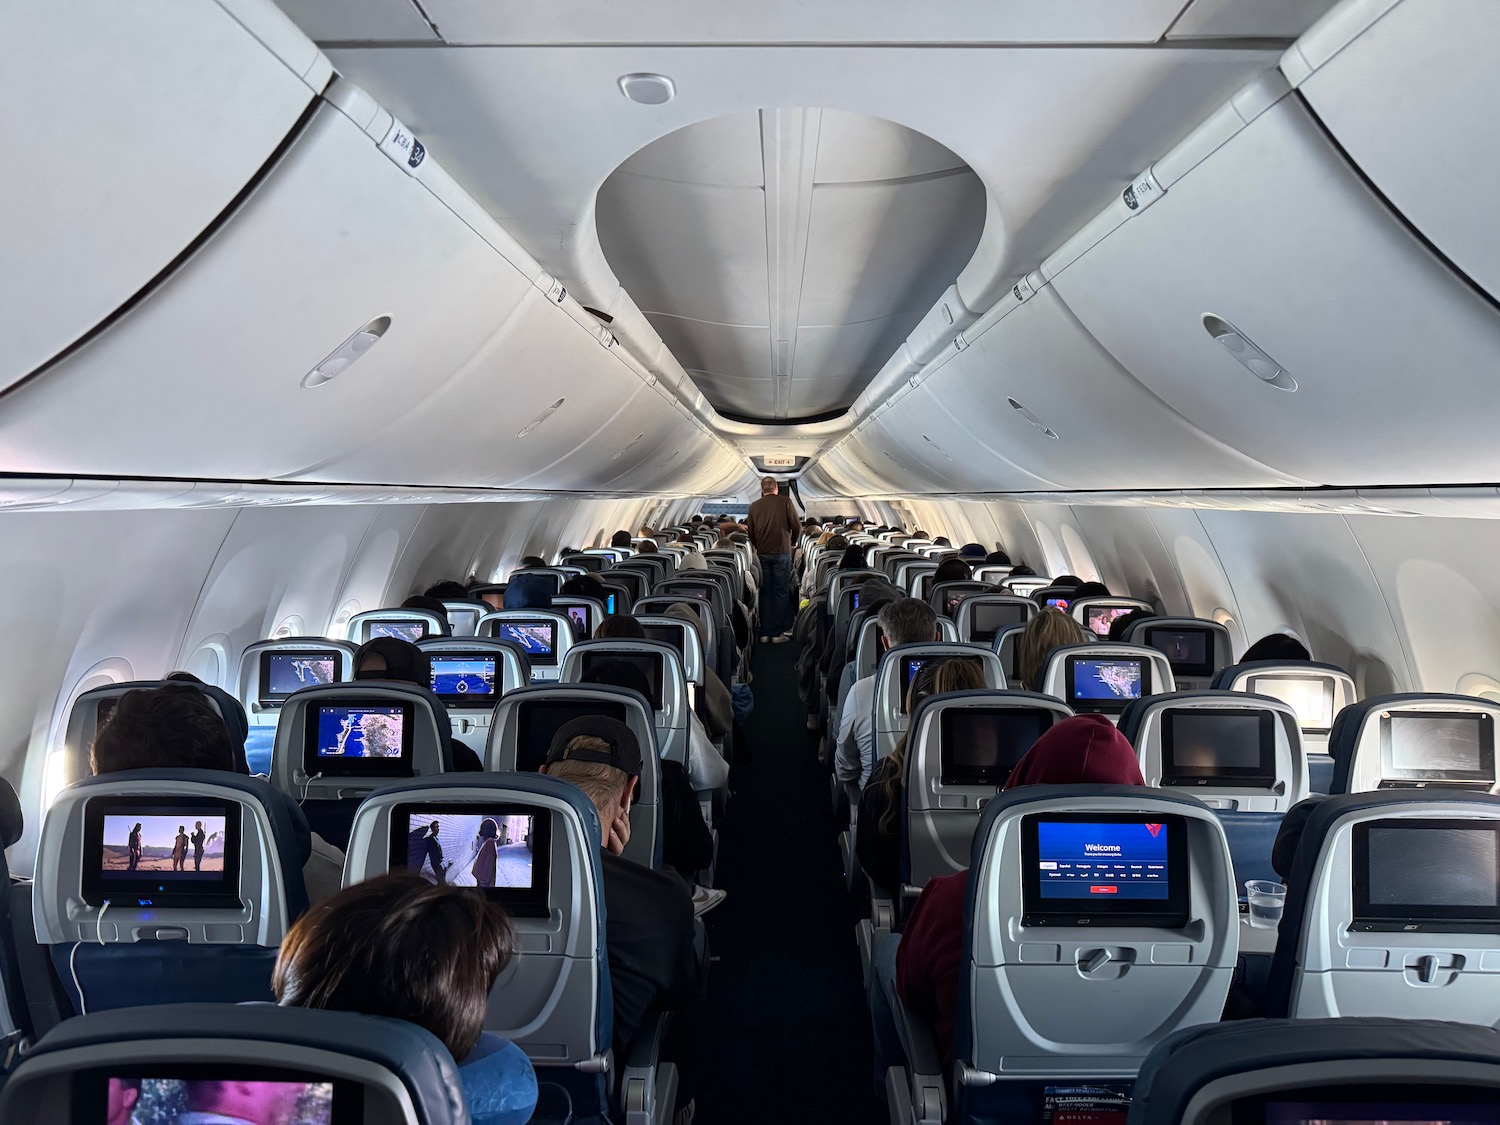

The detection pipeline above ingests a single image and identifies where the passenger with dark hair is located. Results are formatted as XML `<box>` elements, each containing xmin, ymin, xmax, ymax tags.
<box><xmin>835</xmin><ymin>599</ymin><xmax>940</xmax><ymax>788</ymax></box>
<box><xmin>839</xmin><ymin>544</ymin><xmax>868</xmax><ymax>571</ymax></box>
<box><xmin>1108</xmin><ymin>607</ymin><xmax>1156</xmax><ymax>642</ymax></box>
<box><xmin>747</xmin><ymin>476</ymin><xmax>802</xmax><ymax>644</ymax></box>
<box><xmin>560</xmin><ymin>573</ymin><xmax>606</xmax><ymax>599</ymax></box>
<box><xmin>611</xmin><ymin>530</ymin><xmax>633</xmax><ymax>548</ymax></box>
<box><xmin>931</xmin><ymin>557</ymin><xmax>972</xmax><ymax>586</ymax></box>
<box><xmin>354</xmin><ymin>638</ymin><xmax>483</xmax><ymax>773</ymax></box>
<box><xmin>1008</xmin><ymin>563</ymin><xmax>1036</xmax><ymax>577</ymax></box>
<box><xmin>1071</xmin><ymin>580</ymin><xmax>1111</xmax><ymax>600</ymax></box>
<box><xmin>424</xmin><ymin>579</ymin><xmax>470</xmax><ymax>601</ymax></box>
<box><xmin>91</xmin><ymin>685</ymin><xmax>345</xmax><ymax>902</ymax></box>
<box><xmin>1016</xmin><ymin>607</ymin><xmax>1090</xmax><ymax>691</ymax></box>
<box><xmin>1241</xmin><ymin>632</ymin><xmax>1312</xmax><ymax>662</ymax></box>
<box><xmin>636</xmin><ymin>539</ymin><xmax>659</xmax><ymax>555</ymax></box>
<box><xmin>579</xmin><ymin>659</ymin><xmax>721</xmax><ymax>872</ymax></box>
<box><xmin>159</xmin><ymin>672</ymin><xmax>251</xmax><ymax>773</ymax></box>
<box><xmin>539</xmin><ymin>719</ymin><xmax>707</xmax><ymax>1058</ymax></box>
<box><xmin>401</xmin><ymin>594</ymin><xmax>453</xmax><ymax>634</ymax></box>
<box><xmin>595</xmin><ymin>614</ymin><xmax>646</xmax><ymax>640</ymax></box>
<box><xmin>958</xmin><ymin>543</ymin><xmax>987</xmax><ymax>560</ymax></box>
<box><xmin>665</xmin><ymin>602</ymin><xmax>736</xmax><ymax>742</ymax></box>
<box><xmin>932</xmin><ymin>536</ymin><xmax>951</xmax><ymax>548</ymax></box>
<box><xmin>1049</xmin><ymin>575</ymin><xmax>1083</xmax><ymax>589</ymax></box>
<box><xmin>273</xmin><ymin>873</ymin><xmax>537</xmax><ymax>1125</ymax></box>
<box><xmin>985</xmin><ymin>550</ymin><xmax>1012</xmax><ymax>566</ymax></box>
<box><xmin>520</xmin><ymin>555</ymin><xmax>548</xmax><ymax>569</ymax></box>
<box><xmin>871</xmin><ymin>716</ymin><xmax>1147</xmax><ymax>1087</ymax></box>
<box><xmin>503</xmin><ymin>571</ymin><xmax>554</xmax><ymax>611</ymax></box>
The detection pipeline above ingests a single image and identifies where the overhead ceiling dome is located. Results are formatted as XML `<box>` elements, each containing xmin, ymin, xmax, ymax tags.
<box><xmin>597</xmin><ymin>108</ymin><xmax>985</xmax><ymax>423</ymax></box>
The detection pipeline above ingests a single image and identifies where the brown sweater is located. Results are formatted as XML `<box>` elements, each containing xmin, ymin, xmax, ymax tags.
<box><xmin>745</xmin><ymin>492</ymin><xmax>800</xmax><ymax>556</ymax></box>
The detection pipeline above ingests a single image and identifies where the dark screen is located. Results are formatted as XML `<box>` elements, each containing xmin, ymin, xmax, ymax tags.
<box><xmin>1144</xmin><ymin>626</ymin><xmax>1213</xmax><ymax>676</ymax></box>
<box><xmin>969</xmin><ymin>601</ymin><xmax>1030</xmax><ymax>641</ymax></box>
<box><xmin>639</xmin><ymin>623</ymin><xmax>686</xmax><ymax>657</ymax></box>
<box><xmin>1361</xmin><ymin>821</ymin><xmax>1500</xmax><ymax>916</ymax></box>
<box><xmin>1160</xmin><ymin>709</ymin><xmax>1274</xmax><ymax>786</ymax></box>
<box><xmin>1385</xmin><ymin>713</ymin><xmax>1492</xmax><ymax>780</ymax></box>
<box><xmin>516</xmin><ymin>700</ymin><xmax>628</xmax><ymax>772</ymax></box>
<box><xmin>580</xmin><ymin>651</ymin><xmax>664</xmax><ymax>709</ymax></box>
<box><xmin>940</xmin><ymin>709</ymin><xmax>1047</xmax><ymax>786</ymax></box>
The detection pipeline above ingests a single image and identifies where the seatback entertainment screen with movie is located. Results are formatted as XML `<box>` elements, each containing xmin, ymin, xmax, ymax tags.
<box><xmin>1379</xmin><ymin>711</ymin><xmax>1495</xmax><ymax>786</ymax></box>
<box><xmin>74</xmin><ymin>1069</ymin><xmax>356</xmax><ymax>1125</ymax></box>
<box><xmin>1083</xmin><ymin>604</ymin><xmax>1139</xmax><ymax>638</ymax></box>
<box><xmin>1065</xmin><ymin>655</ymin><xmax>1148</xmax><ymax>713</ymax></box>
<box><xmin>81</xmin><ymin>796</ymin><xmax>243</xmax><ymax>909</ymax></box>
<box><xmin>938</xmin><ymin>708</ymin><xmax>1048</xmax><ymax>786</ymax></box>
<box><xmin>302</xmin><ymin>702</ymin><xmax>414</xmax><ymax>778</ymax></box>
<box><xmin>392</xmin><ymin>802</ymin><xmax>551</xmax><ymax>916</ymax></box>
<box><xmin>1022</xmin><ymin>812</ymin><xmax>1189</xmax><ymax>927</ymax></box>
<box><xmin>259</xmin><ymin>649</ymin><xmax>342</xmax><ymax>704</ymax></box>
<box><xmin>1160</xmin><ymin>708</ymin><xmax>1276</xmax><ymax>788</ymax></box>
<box><xmin>563</xmin><ymin>604</ymin><xmax>591</xmax><ymax>638</ymax></box>
<box><xmin>1352</xmin><ymin>818</ymin><xmax>1500</xmax><ymax>931</ymax></box>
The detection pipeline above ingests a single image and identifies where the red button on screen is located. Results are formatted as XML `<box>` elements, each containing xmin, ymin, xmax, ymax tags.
<box><xmin>1089</xmin><ymin>885</ymin><xmax>1118</xmax><ymax>894</ymax></box>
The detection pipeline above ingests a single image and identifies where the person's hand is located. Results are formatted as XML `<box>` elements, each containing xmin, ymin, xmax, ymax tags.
<box><xmin>605</xmin><ymin>806</ymin><xmax>633</xmax><ymax>856</ymax></box>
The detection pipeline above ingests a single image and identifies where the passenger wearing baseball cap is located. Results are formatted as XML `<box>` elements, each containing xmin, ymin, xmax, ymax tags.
<box><xmin>540</xmin><ymin>717</ymin><xmax>706</xmax><ymax>1058</ymax></box>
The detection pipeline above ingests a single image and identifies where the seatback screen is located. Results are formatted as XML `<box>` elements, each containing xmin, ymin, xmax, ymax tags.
<box><xmin>493</xmin><ymin>620</ymin><xmax>557</xmax><ymax>665</ymax></box>
<box><xmin>1083</xmin><ymin>604</ymin><xmax>1139</xmax><ymax>638</ymax></box>
<box><xmin>365</xmin><ymin>619</ymin><xmax>428</xmax><ymax>643</ymax></box>
<box><xmin>899</xmin><ymin>655</ymin><xmax>985</xmax><ymax>715</ymax></box>
<box><xmin>938</xmin><ymin>708</ymin><xmax>1049</xmax><ymax>786</ymax></box>
<box><xmin>259</xmin><ymin>649</ymin><xmax>342</xmax><ymax>703</ymax></box>
<box><xmin>81</xmin><ymin>797</ymin><xmax>243</xmax><ymax>909</ymax></box>
<box><xmin>968</xmin><ymin>601</ymin><xmax>1030</xmax><ymax>642</ymax></box>
<box><xmin>75</xmin><ymin>1069</ymin><xmax>355</xmax><ymax>1125</ymax></box>
<box><xmin>1250</xmin><ymin>675</ymin><xmax>1336</xmax><ymax>733</ymax></box>
<box><xmin>392</xmin><ymin>802</ymin><xmax>551</xmax><ymax>916</ymax></box>
<box><xmin>1247</xmin><ymin>1092</ymin><xmax>1500</xmax><ymax>1124</ymax></box>
<box><xmin>1022</xmin><ymin>813</ymin><xmax>1189</xmax><ymax>927</ymax></box>
<box><xmin>1065</xmin><ymin>656</ymin><xmax>1148</xmax><ymax>713</ymax></box>
<box><xmin>1160</xmin><ymin>708</ymin><xmax>1276</xmax><ymax>788</ymax></box>
<box><xmin>639</xmin><ymin>623</ymin><xmax>687</xmax><ymax>658</ymax></box>
<box><xmin>515</xmin><ymin>699</ymin><xmax>628</xmax><ymax>773</ymax></box>
<box><xmin>303</xmin><ymin>702</ymin><xmax>414</xmax><ymax>778</ymax></box>
<box><xmin>1380</xmin><ymin>711</ymin><xmax>1495</xmax><ymax>785</ymax></box>
<box><xmin>579</xmin><ymin>651</ymin><xmax>664</xmax><ymax>709</ymax></box>
<box><xmin>429</xmin><ymin>656</ymin><xmax>498</xmax><ymax>705</ymax></box>
<box><xmin>1353</xmin><ymin>818</ymin><xmax>1500</xmax><ymax>931</ymax></box>
<box><xmin>563</xmin><ymin>604</ymin><xmax>590</xmax><ymax>639</ymax></box>
<box><xmin>1143</xmin><ymin>626</ymin><xmax>1214</xmax><ymax>678</ymax></box>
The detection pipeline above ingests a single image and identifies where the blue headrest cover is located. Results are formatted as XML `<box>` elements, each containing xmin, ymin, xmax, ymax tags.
<box><xmin>369</xmin><ymin>772</ymin><xmax>613</xmax><ymax>1055</ymax></box>
<box><xmin>1129</xmin><ymin>1017</ymin><xmax>1500</xmax><ymax>1125</ymax></box>
<box><xmin>70</xmin><ymin>767</ymin><xmax>309</xmax><ymax>917</ymax></box>
<box><xmin>1328</xmin><ymin>693</ymin><xmax>1487</xmax><ymax>794</ymax></box>
<box><xmin>26</xmin><ymin>1003</ymin><xmax>468</xmax><ymax>1125</ymax></box>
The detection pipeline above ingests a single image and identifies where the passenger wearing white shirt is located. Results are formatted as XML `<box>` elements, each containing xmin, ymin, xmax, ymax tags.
<box><xmin>834</xmin><ymin>598</ymin><xmax>940</xmax><ymax>788</ymax></box>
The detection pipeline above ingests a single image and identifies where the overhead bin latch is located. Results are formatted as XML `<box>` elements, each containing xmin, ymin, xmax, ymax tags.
<box><xmin>1122</xmin><ymin>165</ymin><xmax>1164</xmax><ymax>214</ymax></box>
<box><xmin>1011</xmin><ymin>276</ymin><xmax>1036</xmax><ymax>303</ymax></box>
<box><xmin>377</xmin><ymin>116</ymin><xmax>427</xmax><ymax>176</ymax></box>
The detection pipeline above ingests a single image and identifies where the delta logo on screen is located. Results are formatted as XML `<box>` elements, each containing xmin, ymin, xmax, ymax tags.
<box><xmin>1144</xmin><ymin>823</ymin><xmax>1162</xmax><ymax>838</ymax></box>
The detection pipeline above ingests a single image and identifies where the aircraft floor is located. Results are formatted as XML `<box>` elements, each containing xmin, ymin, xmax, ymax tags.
<box><xmin>679</xmin><ymin>638</ymin><xmax>875</xmax><ymax>1122</ymax></box>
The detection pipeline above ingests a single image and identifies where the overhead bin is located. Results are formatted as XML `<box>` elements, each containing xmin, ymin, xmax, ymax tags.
<box><xmin>1285</xmin><ymin>0</ymin><xmax>1500</xmax><ymax>304</ymax></box>
<box><xmin>1047</xmin><ymin>85</ymin><xmax>1500</xmax><ymax>486</ymax></box>
<box><xmin>0</xmin><ymin>0</ymin><xmax>328</xmax><ymax>393</ymax></box>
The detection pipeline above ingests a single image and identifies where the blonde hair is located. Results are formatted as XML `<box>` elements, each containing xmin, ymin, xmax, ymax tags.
<box><xmin>1016</xmin><ymin>607</ymin><xmax>1089</xmax><ymax>690</ymax></box>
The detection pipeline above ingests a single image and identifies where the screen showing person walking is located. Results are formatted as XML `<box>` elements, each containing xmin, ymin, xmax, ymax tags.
<box><xmin>392</xmin><ymin>804</ymin><xmax>550</xmax><ymax>914</ymax></box>
<box><xmin>81</xmin><ymin>797</ymin><xmax>243</xmax><ymax>908</ymax></box>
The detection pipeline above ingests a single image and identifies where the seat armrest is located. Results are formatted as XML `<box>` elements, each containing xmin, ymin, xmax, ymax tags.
<box><xmin>892</xmin><ymin>996</ymin><xmax>947</xmax><ymax>1123</ymax></box>
<box><xmin>619</xmin><ymin>1013</ymin><xmax>676</xmax><ymax>1125</ymax></box>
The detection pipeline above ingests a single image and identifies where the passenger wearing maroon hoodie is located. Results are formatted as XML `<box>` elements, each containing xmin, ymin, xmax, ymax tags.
<box><xmin>870</xmin><ymin>714</ymin><xmax>1146</xmax><ymax>1098</ymax></box>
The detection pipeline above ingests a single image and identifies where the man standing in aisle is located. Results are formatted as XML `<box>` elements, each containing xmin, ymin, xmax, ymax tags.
<box><xmin>746</xmin><ymin>475</ymin><xmax>801</xmax><ymax>643</ymax></box>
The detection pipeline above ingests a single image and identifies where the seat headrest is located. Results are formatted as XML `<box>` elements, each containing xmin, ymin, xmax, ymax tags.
<box><xmin>0</xmin><ymin>775</ymin><xmax>21</xmax><ymax>848</ymax></box>
<box><xmin>1209</xmin><ymin>658</ymin><xmax>1351</xmax><ymax>691</ymax></box>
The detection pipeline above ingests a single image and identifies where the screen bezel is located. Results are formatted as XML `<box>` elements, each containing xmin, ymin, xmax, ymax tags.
<box><xmin>71</xmin><ymin>1064</ymin><xmax>361</xmax><ymax>1125</ymax></box>
<box><xmin>561</xmin><ymin>603</ymin><xmax>592</xmax><ymax>639</ymax></box>
<box><xmin>638</xmin><ymin>623</ymin><xmax>687</xmax><ymax>659</ymax></box>
<box><xmin>492</xmin><ymin>619</ymin><xmax>559</xmax><ymax>667</ymax></box>
<box><xmin>1021</xmin><ymin>811</ymin><xmax>1190</xmax><ymax>928</ymax></box>
<box><xmin>1082</xmin><ymin>604</ymin><xmax>1137</xmax><ymax>638</ymax></box>
<box><xmin>81</xmin><ymin>796</ymin><xmax>244</xmax><ymax>909</ymax></box>
<box><xmin>937</xmin><ymin>707</ymin><xmax>1049</xmax><ymax>787</ymax></box>
<box><xmin>1378</xmin><ymin>710</ymin><xmax>1495</xmax><ymax>785</ymax></box>
<box><xmin>1064</xmin><ymin>654</ymin><xmax>1150</xmax><ymax>714</ymax></box>
<box><xmin>514</xmin><ymin>698</ymin><xmax>629</xmax><ymax>773</ymax></box>
<box><xmin>1249</xmin><ymin>674</ymin><xmax>1336</xmax><ymax>734</ymax></box>
<box><xmin>579</xmin><ymin>651</ymin><xmax>665</xmax><ymax>710</ymax></box>
<box><xmin>389</xmin><ymin>801</ymin><xmax>552</xmax><ymax>918</ymax></box>
<box><xmin>1142</xmin><ymin>625</ymin><xmax>1216</xmax><ymax>678</ymax></box>
<box><xmin>968</xmin><ymin>601</ymin><xmax>1030</xmax><ymax>642</ymax></box>
<box><xmin>301</xmin><ymin>700</ymin><xmax>416</xmax><ymax>778</ymax></box>
<box><xmin>257</xmin><ymin>648</ymin><xmax>343</xmax><ymax>705</ymax></box>
<box><xmin>362</xmin><ymin>618</ymin><xmax>430</xmax><ymax>643</ymax></box>
<box><xmin>427</xmin><ymin>653</ymin><xmax>501</xmax><ymax>707</ymax></box>
<box><xmin>1351</xmin><ymin>817</ymin><xmax>1500</xmax><ymax>931</ymax></box>
<box><xmin>1159</xmin><ymin>707</ymin><xmax>1277</xmax><ymax>788</ymax></box>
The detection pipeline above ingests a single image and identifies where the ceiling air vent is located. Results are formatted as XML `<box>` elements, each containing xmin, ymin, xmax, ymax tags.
<box><xmin>1203</xmin><ymin>314</ymin><xmax>1296</xmax><ymax>391</ymax></box>
<box><xmin>619</xmin><ymin>73</ymin><xmax>676</xmax><ymax>105</ymax></box>
<box><xmin>301</xmin><ymin>316</ymin><xmax>390</xmax><ymax>388</ymax></box>
<box><xmin>516</xmin><ymin>398</ymin><xmax>565</xmax><ymax>438</ymax></box>
<box><xmin>1007</xmin><ymin>397</ymin><xmax>1058</xmax><ymax>439</ymax></box>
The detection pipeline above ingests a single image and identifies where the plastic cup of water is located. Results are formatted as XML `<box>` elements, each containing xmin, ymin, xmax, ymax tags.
<box><xmin>1245</xmin><ymin>880</ymin><xmax>1287</xmax><ymax>929</ymax></box>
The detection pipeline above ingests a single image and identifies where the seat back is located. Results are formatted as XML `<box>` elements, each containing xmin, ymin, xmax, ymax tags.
<box><xmin>346</xmin><ymin>774</ymin><xmax>612</xmax><ymax>1090</ymax></box>
<box><xmin>476</xmin><ymin>609</ymin><xmax>576</xmax><ymax>681</ymax></box>
<box><xmin>416</xmin><ymin>637</ymin><xmax>530</xmax><ymax>743</ymax></box>
<box><xmin>1213</xmin><ymin>659</ymin><xmax>1357</xmax><ymax>776</ymax></box>
<box><xmin>614</xmin><ymin>556</ymin><xmax>670</xmax><ymax>587</ymax></box>
<box><xmin>828</xmin><ymin>568</ymin><xmax>882</xmax><ymax>608</ymax></box>
<box><xmin>0</xmin><ymin>1002</ymin><xmax>468</xmax><ymax>1125</ymax></box>
<box><xmin>238</xmin><ymin>638</ymin><xmax>358</xmax><ymax>727</ymax></box>
<box><xmin>1130</xmin><ymin>1017</ymin><xmax>1500</xmax><ymax>1125</ymax></box>
<box><xmin>931</xmin><ymin>581</ymin><xmax>995</xmax><ymax>621</ymax></box>
<box><xmin>1040</xmin><ymin>643</ymin><xmax>1176</xmax><ymax>723</ymax></box>
<box><xmin>1001</xmin><ymin>575</ymin><xmax>1052</xmax><ymax>597</ymax></box>
<box><xmin>1122</xmin><ymin>617</ymin><xmax>1233</xmax><ymax>691</ymax></box>
<box><xmin>468</xmin><ymin>582</ymin><xmax>507</xmax><ymax>610</ymax></box>
<box><xmin>438</xmin><ymin>599</ymin><xmax>491</xmax><ymax>637</ymax></box>
<box><xmin>955</xmin><ymin>594</ymin><xmax>1037</xmax><ymax>645</ymax></box>
<box><xmin>971</xmin><ymin>564</ymin><xmax>1013</xmax><ymax>584</ymax></box>
<box><xmin>956</xmin><ymin>785</ymin><xmax>1235</xmax><ymax>1090</ymax></box>
<box><xmin>854</xmin><ymin>614</ymin><xmax>960</xmax><ymax>680</ymax></box>
<box><xmin>561</xmin><ymin>552</ymin><xmax>608</xmax><ymax>573</ymax></box>
<box><xmin>902</xmin><ymin>690</ymin><xmax>1073</xmax><ymax>890</ymax></box>
<box><xmin>895</xmin><ymin>559</ymin><xmax>937</xmax><ymax>595</ymax></box>
<box><xmin>635</xmin><ymin>616</ymin><xmax>706</xmax><ymax>693</ymax></box>
<box><xmin>600</xmin><ymin>568</ymin><xmax>649</xmax><ymax>603</ymax></box>
<box><xmin>487</xmin><ymin>684</ymin><xmax>662</xmax><ymax>869</ymax></box>
<box><xmin>655</xmin><ymin>577</ymin><xmax>728</xmax><ymax>626</ymax></box>
<box><xmin>873</xmin><ymin>643</ymin><xmax>1005</xmax><ymax>761</ymax></box>
<box><xmin>1265</xmin><ymin>791</ymin><xmax>1500</xmax><ymax>1023</ymax></box>
<box><xmin>1028</xmin><ymin>584</ymin><xmax>1080</xmax><ymax>613</ymax></box>
<box><xmin>509</xmin><ymin>566</ymin><xmax>569</xmax><ymax>593</ymax></box>
<box><xmin>1071</xmin><ymin>596</ymin><xmax>1155</xmax><ymax>638</ymax></box>
<box><xmin>346</xmin><ymin>607</ymin><xmax>447</xmax><ymax>644</ymax></box>
<box><xmin>1329</xmin><ymin>693</ymin><xmax>1500</xmax><ymax>794</ymax></box>
<box><xmin>991</xmin><ymin>623</ymin><xmax>1029</xmax><ymax>684</ymax></box>
<box><xmin>33</xmin><ymin>768</ymin><xmax>307</xmax><ymax>1011</ymax></box>
<box><xmin>63</xmin><ymin>680</ymin><xmax>252</xmax><ymax>788</ymax></box>
<box><xmin>560</xmin><ymin>640</ymin><xmax>690</xmax><ymax>766</ymax></box>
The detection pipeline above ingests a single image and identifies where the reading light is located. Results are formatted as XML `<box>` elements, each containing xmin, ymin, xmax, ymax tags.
<box><xmin>619</xmin><ymin>73</ymin><xmax>676</xmax><ymax>105</ymax></box>
<box><xmin>1203</xmin><ymin>314</ymin><xmax>1296</xmax><ymax>391</ymax></box>
<box><xmin>302</xmin><ymin>316</ymin><xmax>391</xmax><ymax>388</ymax></box>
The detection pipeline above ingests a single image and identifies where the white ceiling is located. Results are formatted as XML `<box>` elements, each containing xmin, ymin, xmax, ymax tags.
<box><xmin>596</xmin><ymin>109</ymin><xmax>984</xmax><ymax>420</ymax></box>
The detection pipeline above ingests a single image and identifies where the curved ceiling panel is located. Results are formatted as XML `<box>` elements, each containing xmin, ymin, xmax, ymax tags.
<box><xmin>596</xmin><ymin>108</ymin><xmax>985</xmax><ymax>423</ymax></box>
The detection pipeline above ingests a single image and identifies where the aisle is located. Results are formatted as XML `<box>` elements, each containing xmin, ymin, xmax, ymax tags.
<box><xmin>683</xmin><ymin>638</ymin><xmax>873</xmax><ymax>1121</ymax></box>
